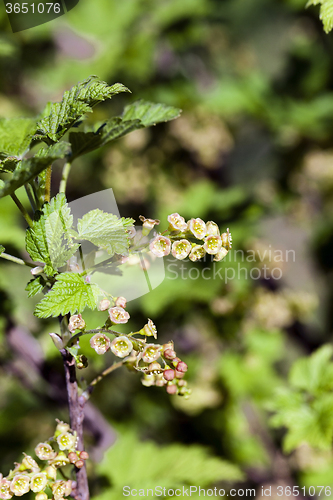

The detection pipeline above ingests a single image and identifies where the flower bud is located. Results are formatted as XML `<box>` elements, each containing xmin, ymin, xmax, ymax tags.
<box><xmin>49</xmin><ymin>333</ymin><xmax>64</xmax><ymax>350</ymax></box>
<box><xmin>148</xmin><ymin>362</ymin><xmax>162</xmax><ymax>371</ymax></box>
<box><xmin>10</xmin><ymin>475</ymin><xmax>30</xmax><ymax>496</ymax></box>
<box><xmin>75</xmin><ymin>460</ymin><xmax>85</xmax><ymax>469</ymax></box>
<box><xmin>0</xmin><ymin>479</ymin><xmax>13</xmax><ymax>499</ymax></box>
<box><xmin>140</xmin><ymin>319</ymin><xmax>157</xmax><ymax>339</ymax></box>
<box><xmin>90</xmin><ymin>333</ymin><xmax>111</xmax><ymax>355</ymax></box>
<box><xmin>213</xmin><ymin>248</ymin><xmax>229</xmax><ymax>261</ymax></box>
<box><xmin>76</xmin><ymin>354</ymin><xmax>88</xmax><ymax>369</ymax></box>
<box><xmin>68</xmin><ymin>452</ymin><xmax>78</xmax><ymax>464</ymax></box>
<box><xmin>188</xmin><ymin>218</ymin><xmax>207</xmax><ymax>240</ymax></box>
<box><xmin>30</xmin><ymin>473</ymin><xmax>47</xmax><ymax>493</ymax></box>
<box><xmin>108</xmin><ymin>306</ymin><xmax>130</xmax><ymax>324</ymax></box>
<box><xmin>55</xmin><ymin>421</ymin><xmax>70</xmax><ymax>435</ymax></box>
<box><xmin>155</xmin><ymin>373</ymin><xmax>166</xmax><ymax>387</ymax></box>
<box><xmin>176</xmin><ymin>361</ymin><xmax>188</xmax><ymax>373</ymax></box>
<box><xmin>171</xmin><ymin>357</ymin><xmax>181</xmax><ymax>367</ymax></box>
<box><xmin>35</xmin><ymin>443</ymin><xmax>56</xmax><ymax>461</ymax></box>
<box><xmin>99</xmin><ymin>298</ymin><xmax>111</xmax><ymax>311</ymax></box>
<box><xmin>139</xmin><ymin>216</ymin><xmax>160</xmax><ymax>236</ymax></box>
<box><xmin>189</xmin><ymin>245</ymin><xmax>205</xmax><ymax>262</ymax></box>
<box><xmin>115</xmin><ymin>296</ymin><xmax>127</xmax><ymax>309</ymax></box>
<box><xmin>203</xmin><ymin>235</ymin><xmax>222</xmax><ymax>255</ymax></box>
<box><xmin>177</xmin><ymin>379</ymin><xmax>187</xmax><ymax>387</ymax></box>
<box><xmin>171</xmin><ymin>239</ymin><xmax>191</xmax><ymax>260</ymax></box>
<box><xmin>51</xmin><ymin>480</ymin><xmax>71</xmax><ymax>500</ymax></box>
<box><xmin>57</xmin><ymin>432</ymin><xmax>76</xmax><ymax>451</ymax></box>
<box><xmin>163</xmin><ymin>369</ymin><xmax>175</xmax><ymax>381</ymax></box>
<box><xmin>31</xmin><ymin>266</ymin><xmax>44</xmax><ymax>276</ymax></box>
<box><xmin>142</xmin><ymin>344</ymin><xmax>161</xmax><ymax>363</ymax></box>
<box><xmin>166</xmin><ymin>384</ymin><xmax>178</xmax><ymax>395</ymax></box>
<box><xmin>43</xmin><ymin>466</ymin><xmax>57</xmax><ymax>481</ymax></box>
<box><xmin>167</xmin><ymin>213</ymin><xmax>187</xmax><ymax>233</ymax></box>
<box><xmin>35</xmin><ymin>492</ymin><xmax>48</xmax><ymax>500</ymax></box>
<box><xmin>110</xmin><ymin>336</ymin><xmax>133</xmax><ymax>358</ymax></box>
<box><xmin>221</xmin><ymin>228</ymin><xmax>232</xmax><ymax>250</ymax></box>
<box><xmin>163</xmin><ymin>349</ymin><xmax>176</xmax><ymax>360</ymax></box>
<box><xmin>79</xmin><ymin>451</ymin><xmax>89</xmax><ymax>461</ymax></box>
<box><xmin>149</xmin><ymin>235</ymin><xmax>171</xmax><ymax>257</ymax></box>
<box><xmin>206</xmin><ymin>221</ymin><xmax>220</xmax><ymax>236</ymax></box>
<box><xmin>68</xmin><ymin>314</ymin><xmax>86</xmax><ymax>333</ymax></box>
<box><xmin>21</xmin><ymin>455</ymin><xmax>39</xmax><ymax>472</ymax></box>
<box><xmin>141</xmin><ymin>374</ymin><xmax>155</xmax><ymax>387</ymax></box>
<box><xmin>175</xmin><ymin>370</ymin><xmax>185</xmax><ymax>379</ymax></box>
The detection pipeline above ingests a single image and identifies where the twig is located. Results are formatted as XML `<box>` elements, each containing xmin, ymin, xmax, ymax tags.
<box><xmin>44</xmin><ymin>165</ymin><xmax>52</xmax><ymax>203</ymax></box>
<box><xmin>82</xmin><ymin>361</ymin><xmax>124</xmax><ymax>400</ymax></box>
<box><xmin>0</xmin><ymin>252</ymin><xmax>36</xmax><ymax>268</ymax></box>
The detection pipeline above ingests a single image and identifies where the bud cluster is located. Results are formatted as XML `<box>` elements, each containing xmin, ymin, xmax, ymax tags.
<box><xmin>148</xmin><ymin>214</ymin><xmax>232</xmax><ymax>262</ymax></box>
<box><xmin>0</xmin><ymin>421</ymin><xmax>88</xmax><ymax>500</ymax></box>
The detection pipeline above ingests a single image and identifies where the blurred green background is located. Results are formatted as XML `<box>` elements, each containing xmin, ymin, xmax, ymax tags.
<box><xmin>1</xmin><ymin>0</ymin><xmax>333</xmax><ymax>498</ymax></box>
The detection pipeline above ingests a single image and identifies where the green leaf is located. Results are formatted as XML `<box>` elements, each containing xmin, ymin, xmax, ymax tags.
<box><xmin>0</xmin><ymin>156</ymin><xmax>21</xmax><ymax>173</ymax></box>
<box><xmin>122</xmin><ymin>99</ymin><xmax>181</xmax><ymax>127</ymax></box>
<box><xmin>69</xmin><ymin>118</ymin><xmax>141</xmax><ymax>159</ymax></box>
<box><xmin>0</xmin><ymin>142</ymin><xmax>71</xmax><ymax>198</ymax></box>
<box><xmin>35</xmin><ymin>76</ymin><xmax>130</xmax><ymax>144</ymax></box>
<box><xmin>289</xmin><ymin>345</ymin><xmax>333</xmax><ymax>395</ymax></box>
<box><xmin>26</xmin><ymin>193</ymin><xmax>79</xmax><ymax>276</ymax></box>
<box><xmin>25</xmin><ymin>276</ymin><xmax>46</xmax><ymax>298</ymax></box>
<box><xmin>307</xmin><ymin>0</ymin><xmax>333</xmax><ymax>33</ymax></box>
<box><xmin>0</xmin><ymin>117</ymin><xmax>37</xmax><ymax>157</ymax></box>
<box><xmin>77</xmin><ymin>209</ymin><xmax>134</xmax><ymax>256</ymax></box>
<box><xmin>34</xmin><ymin>273</ymin><xmax>100</xmax><ymax>318</ymax></box>
<box><xmin>95</xmin><ymin>429</ymin><xmax>243</xmax><ymax>500</ymax></box>
<box><xmin>0</xmin><ymin>245</ymin><xmax>4</xmax><ymax>255</ymax></box>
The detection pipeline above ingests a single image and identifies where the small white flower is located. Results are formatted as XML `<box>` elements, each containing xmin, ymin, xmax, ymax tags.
<box><xmin>167</xmin><ymin>213</ymin><xmax>187</xmax><ymax>232</ymax></box>
<box><xmin>203</xmin><ymin>235</ymin><xmax>222</xmax><ymax>255</ymax></box>
<box><xmin>30</xmin><ymin>473</ymin><xmax>47</xmax><ymax>493</ymax></box>
<box><xmin>68</xmin><ymin>314</ymin><xmax>86</xmax><ymax>333</ymax></box>
<box><xmin>213</xmin><ymin>248</ymin><xmax>229</xmax><ymax>261</ymax></box>
<box><xmin>149</xmin><ymin>235</ymin><xmax>171</xmax><ymax>257</ymax></box>
<box><xmin>206</xmin><ymin>221</ymin><xmax>220</xmax><ymax>236</ymax></box>
<box><xmin>35</xmin><ymin>443</ymin><xmax>56</xmax><ymax>461</ymax></box>
<box><xmin>108</xmin><ymin>306</ymin><xmax>130</xmax><ymax>324</ymax></box>
<box><xmin>188</xmin><ymin>218</ymin><xmax>207</xmax><ymax>239</ymax></box>
<box><xmin>90</xmin><ymin>333</ymin><xmax>111</xmax><ymax>355</ymax></box>
<box><xmin>142</xmin><ymin>344</ymin><xmax>161</xmax><ymax>363</ymax></box>
<box><xmin>110</xmin><ymin>336</ymin><xmax>133</xmax><ymax>358</ymax></box>
<box><xmin>189</xmin><ymin>245</ymin><xmax>206</xmax><ymax>262</ymax></box>
<box><xmin>10</xmin><ymin>475</ymin><xmax>30</xmax><ymax>496</ymax></box>
<box><xmin>141</xmin><ymin>319</ymin><xmax>157</xmax><ymax>339</ymax></box>
<box><xmin>0</xmin><ymin>479</ymin><xmax>13</xmax><ymax>500</ymax></box>
<box><xmin>171</xmin><ymin>239</ymin><xmax>191</xmax><ymax>260</ymax></box>
<box><xmin>57</xmin><ymin>432</ymin><xmax>76</xmax><ymax>451</ymax></box>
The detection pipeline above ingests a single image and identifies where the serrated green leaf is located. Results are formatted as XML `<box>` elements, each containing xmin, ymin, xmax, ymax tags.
<box><xmin>34</xmin><ymin>273</ymin><xmax>100</xmax><ymax>318</ymax></box>
<box><xmin>0</xmin><ymin>245</ymin><xmax>4</xmax><ymax>255</ymax></box>
<box><xmin>25</xmin><ymin>276</ymin><xmax>46</xmax><ymax>298</ymax></box>
<box><xmin>307</xmin><ymin>0</ymin><xmax>333</xmax><ymax>33</ymax></box>
<box><xmin>77</xmin><ymin>209</ymin><xmax>134</xmax><ymax>256</ymax></box>
<box><xmin>26</xmin><ymin>193</ymin><xmax>78</xmax><ymax>276</ymax></box>
<box><xmin>95</xmin><ymin>429</ymin><xmax>243</xmax><ymax>500</ymax></box>
<box><xmin>35</xmin><ymin>76</ymin><xmax>130</xmax><ymax>144</ymax></box>
<box><xmin>0</xmin><ymin>117</ymin><xmax>37</xmax><ymax>157</ymax></box>
<box><xmin>289</xmin><ymin>345</ymin><xmax>333</xmax><ymax>395</ymax></box>
<box><xmin>0</xmin><ymin>142</ymin><xmax>71</xmax><ymax>199</ymax></box>
<box><xmin>69</xmin><ymin>118</ymin><xmax>141</xmax><ymax>159</ymax></box>
<box><xmin>0</xmin><ymin>156</ymin><xmax>21</xmax><ymax>173</ymax></box>
<box><xmin>122</xmin><ymin>100</ymin><xmax>181</xmax><ymax>127</ymax></box>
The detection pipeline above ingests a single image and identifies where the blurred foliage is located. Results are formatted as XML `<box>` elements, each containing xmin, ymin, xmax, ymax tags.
<box><xmin>1</xmin><ymin>0</ymin><xmax>333</xmax><ymax>497</ymax></box>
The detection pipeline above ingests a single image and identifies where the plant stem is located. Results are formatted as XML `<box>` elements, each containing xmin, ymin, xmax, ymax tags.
<box><xmin>0</xmin><ymin>252</ymin><xmax>37</xmax><ymax>268</ymax></box>
<box><xmin>82</xmin><ymin>361</ymin><xmax>123</xmax><ymax>400</ymax></box>
<box><xmin>10</xmin><ymin>193</ymin><xmax>33</xmax><ymax>227</ymax></box>
<box><xmin>59</xmin><ymin>162</ymin><xmax>72</xmax><ymax>194</ymax></box>
<box><xmin>44</xmin><ymin>165</ymin><xmax>52</xmax><ymax>203</ymax></box>
<box><xmin>61</xmin><ymin>347</ymin><xmax>90</xmax><ymax>500</ymax></box>
<box><xmin>24</xmin><ymin>184</ymin><xmax>36</xmax><ymax>213</ymax></box>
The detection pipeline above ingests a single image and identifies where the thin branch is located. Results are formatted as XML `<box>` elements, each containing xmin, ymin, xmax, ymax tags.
<box><xmin>10</xmin><ymin>193</ymin><xmax>33</xmax><ymax>227</ymax></box>
<box><xmin>82</xmin><ymin>361</ymin><xmax>124</xmax><ymax>400</ymax></box>
<box><xmin>59</xmin><ymin>162</ymin><xmax>72</xmax><ymax>194</ymax></box>
<box><xmin>24</xmin><ymin>184</ymin><xmax>37</xmax><ymax>213</ymax></box>
<box><xmin>44</xmin><ymin>165</ymin><xmax>52</xmax><ymax>203</ymax></box>
<box><xmin>0</xmin><ymin>252</ymin><xmax>36</xmax><ymax>268</ymax></box>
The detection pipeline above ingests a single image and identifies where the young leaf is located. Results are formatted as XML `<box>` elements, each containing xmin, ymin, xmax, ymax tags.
<box><xmin>34</xmin><ymin>273</ymin><xmax>100</xmax><ymax>318</ymax></box>
<box><xmin>289</xmin><ymin>345</ymin><xmax>333</xmax><ymax>395</ymax></box>
<box><xmin>122</xmin><ymin>100</ymin><xmax>181</xmax><ymax>127</ymax></box>
<box><xmin>307</xmin><ymin>0</ymin><xmax>333</xmax><ymax>33</ymax></box>
<box><xmin>0</xmin><ymin>117</ymin><xmax>37</xmax><ymax>157</ymax></box>
<box><xmin>0</xmin><ymin>142</ymin><xmax>71</xmax><ymax>198</ymax></box>
<box><xmin>95</xmin><ymin>429</ymin><xmax>243</xmax><ymax>500</ymax></box>
<box><xmin>26</xmin><ymin>193</ymin><xmax>79</xmax><ymax>276</ymax></box>
<box><xmin>69</xmin><ymin>118</ymin><xmax>141</xmax><ymax>159</ymax></box>
<box><xmin>25</xmin><ymin>276</ymin><xmax>46</xmax><ymax>298</ymax></box>
<box><xmin>77</xmin><ymin>209</ymin><xmax>134</xmax><ymax>256</ymax></box>
<box><xmin>35</xmin><ymin>76</ymin><xmax>130</xmax><ymax>144</ymax></box>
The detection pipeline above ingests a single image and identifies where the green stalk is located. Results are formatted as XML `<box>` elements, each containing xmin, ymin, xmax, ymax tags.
<box><xmin>44</xmin><ymin>165</ymin><xmax>52</xmax><ymax>203</ymax></box>
<box><xmin>0</xmin><ymin>252</ymin><xmax>36</xmax><ymax>268</ymax></box>
<box><xmin>10</xmin><ymin>193</ymin><xmax>33</xmax><ymax>227</ymax></box>
<box><xmin>59</xmin><ymin>162</ymin><xmax>72</xmax><ymax>194</ymax></box>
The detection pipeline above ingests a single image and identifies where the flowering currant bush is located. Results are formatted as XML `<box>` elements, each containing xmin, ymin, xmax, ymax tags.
<box><xmin>0</xmin><ymin>77</ymin><xmax>232</xmax><ymax>500</ymax></box>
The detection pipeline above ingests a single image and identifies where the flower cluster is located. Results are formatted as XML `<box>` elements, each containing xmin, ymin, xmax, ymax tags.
<box><xmin>0</xmin><ymin>421</ymin><xmax>87</xmax><ymax>500</ymax></box>
<box><xmin>147</xmin><ymin>214</ymin><xmax>232</xmax><ymax>262</ymax></box>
